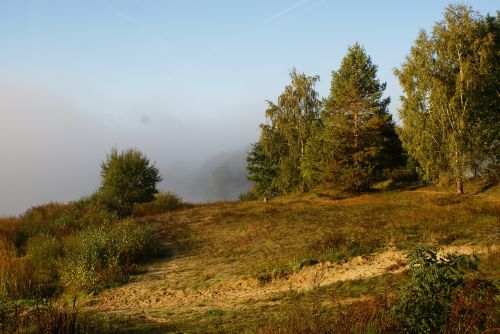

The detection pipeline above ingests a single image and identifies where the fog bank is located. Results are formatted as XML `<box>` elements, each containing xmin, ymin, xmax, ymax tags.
<box><xmin>0</xmin><ymin>79</ymin><xmax>254</xmax><ymax>216</ymax></box>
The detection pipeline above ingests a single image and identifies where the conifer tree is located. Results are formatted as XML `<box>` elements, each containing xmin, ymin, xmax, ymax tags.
<box><xmin>246</xmin><ymin>142</ymin><xmax>277</xmax><ymax>196</ymax></box>
<box><xmin>303</xmin><ymin>44</ymin><xmax>403</xmax><ymax>191</ymax></box>
<box><xmin>395</xmin><ymin>5</ymin><xmax>499</xmax><ymax>193</ymax></box>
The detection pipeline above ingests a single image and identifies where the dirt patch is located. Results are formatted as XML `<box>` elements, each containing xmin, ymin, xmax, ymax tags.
<box><xmin>84</xmin><ymin>244</ymin><xmax>493</xmax><ymax>322</ymax></box>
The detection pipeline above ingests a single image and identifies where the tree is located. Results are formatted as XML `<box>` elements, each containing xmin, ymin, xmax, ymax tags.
<box><xmin>395</xmin><ymin>5</ymin><xmax>499</xmax><ymax>193</ymax></box>
<box><xmin>246</xmin><ymin>142</ymin><xmax>277</xmax><ymax>196</ymax></box>
<box><xmin>99</xmin><ymin>148</ymin><xmax>162</xmax><ymax>216</ymax></box>
<box><xmin>303</xmin><ymin>43</ymin><xmax>403</xmax><ymax>191</ymax></box>
<box><xmin>251</xmin><ymin>69</ymin><xmax>322</xmax><ymax>194</ymax></box>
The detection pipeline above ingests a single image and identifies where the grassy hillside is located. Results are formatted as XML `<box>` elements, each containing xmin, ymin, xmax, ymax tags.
<box><xmin>80</xmin><ymin>183</ymin><xmax>499</xmax><ymax>333</ymax></box>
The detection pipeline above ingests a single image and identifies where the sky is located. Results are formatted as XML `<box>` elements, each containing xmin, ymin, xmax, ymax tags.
<box><xmin>0</xmin><ymin>0</ymin><xmax>498</xmax><ymax>216</ymax></box>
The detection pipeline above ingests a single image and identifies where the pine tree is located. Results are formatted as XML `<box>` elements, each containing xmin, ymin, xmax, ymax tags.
<box><xmin>395</xmin><ymin>5</ymin><xmax>499</xmax><ymax>193</ymax></box>
<box><xmin>246</xmin><ymin>142</ymin><xmax>277</xmax><ymax>196</ymax></box>
<box><xmin>303</xmin><ymin>43</ymin><xmax>403</xmax><ymax>191</ymax></box>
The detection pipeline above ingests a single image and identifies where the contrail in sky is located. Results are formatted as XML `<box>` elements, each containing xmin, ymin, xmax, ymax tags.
<box><xmin>276</xmin><ymin>0</ymin><xmax>328</xmax><ymax>26</ymax></box>
<box><xmin>100</xmin><ymin>0</ymin><xmax>323</xmax><ymax>81</ymax></box>
<box><xmin>263</xmin><ymin>0</ymin><xmax>311</xmax><ymax>24</ymax></box>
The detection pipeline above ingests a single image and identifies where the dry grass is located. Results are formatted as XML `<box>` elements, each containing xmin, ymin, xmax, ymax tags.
<box><xmin>152</xmin><ymin>186</ymin><xmax>499</xmax><ymax>281</ymax></box>
<box><xmin>79</xmin><ymin>184</ymin><xmax>499</xmax><ymax>332</ymax></box>
<box><xmin>0</xmin><ymin>217</ymin><xmax>33</xmax><ymax>299</ymax></box>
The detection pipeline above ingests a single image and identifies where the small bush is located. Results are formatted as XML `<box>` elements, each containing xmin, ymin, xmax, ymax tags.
<box><xmin>338</xmin><ymin>166</ymin><xmax>373</xmax><ymax>193</ymax></box>
<box><xmin>483</xmin><ymin>163</ymin><xmax>499</xmax><ymax>187</ymax></box>
<box><xmin>132</xmin><ymin>192</ymin><xmax>182</xmax><ymax>217</ymax></box>
<box><xmin>239</xmin><ymin>189</ymin><xmax>260</xmax><ymax>201</ymax></box>
<box><xmin>393</xmin><ymin>247</ymin><xmax>497</xmax><ymax>334</ymax></box>
<box><xmin>0</xmin><ymin>299</ymin><xmax>110</xmax><ymax>333</ymax></box>
<box><xmin>390</xmin><ymin>170</ymin><xmax>419</xmax><ymax>183</ymax></box>
<box><xmin>26</xmin><ymin>234</ymin><xmax>63</xmax><ymax>296</ymax></box>
<box><xmin>0</xmin><ymin>236</ymin><xmax>33</xmax><ymax>299</ymax></box>
<box><xmin>0</xmin><ymin>217</ymin><xmax>22</xmax><ymax>242</ymax></box>
<box><xmin>310</xmin><ymin>231</ymin><xmax>381</xmax><ymax>263</ymax></box>
<box><xmin>60</xmin><ymin>219</ymin><xmax>156</xmax><ymax>291</ymax></box>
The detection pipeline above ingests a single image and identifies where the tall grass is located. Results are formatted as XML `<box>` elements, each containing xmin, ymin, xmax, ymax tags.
<box><xmin>0</xmin><ymin>196</ymin><xmax>158</xmax><ymax>301</ymax></box>
<box><xmin>132</xmin><ymin>191</ymin><xmax>183</xmax><ymax>217</ymax></box>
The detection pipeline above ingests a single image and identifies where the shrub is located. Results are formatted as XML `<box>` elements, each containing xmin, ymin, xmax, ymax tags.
<box><xmin>0</xmin><ymin>217</ymin><xmax>22</xmax><ymax>242</ymax></box>
<box><xmin>132</xmin><ymin>192</ymin><xmax>182</xmax><ymax>217</ymax></box>
<box><xmin>17</xmin><ymin>199</ymin><xmax>118</xmax><ymax>246</ymax></box>
<box><xmin>239</xmin><ymin>189</ymin><xmax>260</xmax><ymax>201</ymax></box>
<box><xmin>26</xmin><ymin>234</ymin><xmax>63</xmax><ymax>296</ymax></box>
<box><xmin>483</xmin><ymin>163</ymin><xmax>499</xmax><ymax>187</ymax></box>
<box><xmin>393</xmin><ymin>247</ymin><xmax>497</xmax><ymax>334</ymax></box>
<box><xmin>60</xmin><ymin>219</ymin><xmax>155</xmax><ymax>291</ymax></box>
<box><xmin>310</xmin><ymin>231</ymin><xmax>381</xmax><ymax>263</ymax></box>
<box><xmin>0</xmin><ymin>236</ymin><xmax>32</xmax><ymax>299</ymax></box>
<box><xmin>0</xmin><ymin>299</ymin><xmax>110</xmax><ymax>333</ymax></box>
<box><xmin>99</xmin><ymin>148</ymin><xmax>162</xmax><ymax>216</ymax></box>
<box><xmin>338</xmin><ymin>165</ymin><xmax>373</xmax><ymax>193</ymax></box>
<box><xmin>16</xmin><ymin>202</ymin><xmax>72</xmax><ymax>244</ymax></box>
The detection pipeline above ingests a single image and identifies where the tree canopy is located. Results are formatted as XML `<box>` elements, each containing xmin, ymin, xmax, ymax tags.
<box><xmin>395</xmin><ymin>5</ymin><xmax>499</xmax><ymax>193</ymax></box>
<box><xmin>99</xmin><ymin>148</ymin><xmax>162</xmax><ymax>216</ymax></box>
<box><xmin>302</xmin><ymin>44</ymin><xmax>403</xmax><ymax>191</ymax></box>
<box><xmin>248</xmin><ymin>69</ymin><xmax>322</xmax><ymax>196</ymax></box>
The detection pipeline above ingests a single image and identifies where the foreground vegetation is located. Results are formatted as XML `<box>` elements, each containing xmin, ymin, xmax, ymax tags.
<box><xmin>1</xmin><ymin>176</ymin><xmax>498</xmax><ymax>333</ymax></box>
<box><xmin>0</xmin><ymin>181</ymin><xmax>487</xmax><ymax>333</ymax></box>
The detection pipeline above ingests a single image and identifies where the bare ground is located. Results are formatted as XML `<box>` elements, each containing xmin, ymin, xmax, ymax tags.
<box><xmin>85</xmin><ymin>243</ymin><xmax>494</xmax><ymax>323</ymax></box>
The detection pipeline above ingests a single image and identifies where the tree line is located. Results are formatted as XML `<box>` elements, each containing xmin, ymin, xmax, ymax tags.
<box><xmin>246</xmin><ymin>4</ymin><xmax>499</xmax><ymax>196</ymax></box>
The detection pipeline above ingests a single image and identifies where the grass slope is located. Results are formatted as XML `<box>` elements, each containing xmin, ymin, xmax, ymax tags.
<box><xmin>83</xmin><ymin>184</ymin><xmax>500</xmax><ymax>333</ymax></box>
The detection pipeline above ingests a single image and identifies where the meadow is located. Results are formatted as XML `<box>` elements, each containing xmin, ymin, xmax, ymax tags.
<box><xmin>1</xmin><ymin>180</ymin><xmax>498</xmax><ymax>333</ymax></box>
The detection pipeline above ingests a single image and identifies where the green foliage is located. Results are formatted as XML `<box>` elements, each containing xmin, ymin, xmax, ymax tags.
<box><xmin>99</xmin><ymin>148</ymin><xmax>162</xmax><ymax>216</ymax></box>
<box><xmin>239</xmin><ymin>188</ymin><xmax>260</xmax><ymax>201</ymax></box>
<box><xmin>251</xmin><ymin>69</ymin><xmax>321</xmax><ymax>195</ymax></box>
<box><xmin>17</xmin><ymin>197</ymin><xmax>117</xmax><ymax>245</ymax></box>
<box><xmin>246</xmin><ymin>142</ymin><xmax>277</xmax><ymax>197</ymax></box>
<box><xmin>132</xmin><ymin>191</ymin><xmax>182</xmax><ymax>217</ymax></box>
<box><xmin>303</xmin><ymin>43</ymin><xmax>404</xmax><ymax>192</ymax></box>
<box><xmin>60</xmin><ymin>219</ymin><xmax>155</xmax><ymax>291</ymax></box>
<box><xmin>393</xmin><ymin>247</ymin><xmax>497</xmax><ymax>333</ymax></box>
<box><xmin>395</xmin><ymin>5</ymin><xmax>499</xmax><ymax>193</ymax></box>
<box><xmin>26</xmin><ymin>234</ymin><xmax>63</xmax><ymax>295</ymax></box>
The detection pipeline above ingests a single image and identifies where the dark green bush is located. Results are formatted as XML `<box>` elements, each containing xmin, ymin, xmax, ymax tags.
<box><xmin>483</xmin><ymin>163</ymin><xmax>499</xmax><ymax>187</ymax></box>
<box><xmin>310</xmin><ymin>231</ymin><xmax>381</xmax><ymax>263</ymax></box>
<box><xmin>132</xmin><ymin>191</ymin><xmax>182</xmax><ymax>217</ymax></box>
<box><xmin>239</xmin><ymin>189</ymin><xmax>260</xmax><ymax>201</ymax></box>
<box><xmin>99</xmin><ymin>148</ymin><xmax>162</xmax><ymax>216</ymax></box>
<box><xmin>393</xmin><ymin>247</ymin><xmax>497</xmax><ymax>334</ymax></box>
<box><xmin>338</xmin><ymin>165</ymin><xmax>373</xmax><ymax>192</ymax></box>
<box><xmin>26</xmin><ymin>234</ymin><xmax>63</xmax><ymax>296</ymax></box>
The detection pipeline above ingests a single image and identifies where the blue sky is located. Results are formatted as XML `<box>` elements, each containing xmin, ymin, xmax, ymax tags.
<box><xmin>0</xmin><ymin>1</ymin><xmax>498</xmax><ymax>214</ymax></box>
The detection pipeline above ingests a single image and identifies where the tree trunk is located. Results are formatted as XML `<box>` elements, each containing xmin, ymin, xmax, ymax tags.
<box><xmin>455</xmin><ymin>149</ymin><xmax>464</xmax><ymax>194</ymax></box>
<box><xmin>456</xmin><ymin>177</ymin><xmax>464</xmax><ymax>194</ymax></box>
<box><xmin>353</xmin><ymin>110</ymin><xmax>359</xmax><ymax>150</ymax></box>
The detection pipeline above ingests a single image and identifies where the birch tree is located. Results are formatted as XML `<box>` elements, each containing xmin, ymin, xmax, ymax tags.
<box><xmin>395</xmin><ymin>5</ymin><xmax>499</xmax><ymax>193</ymax></box>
